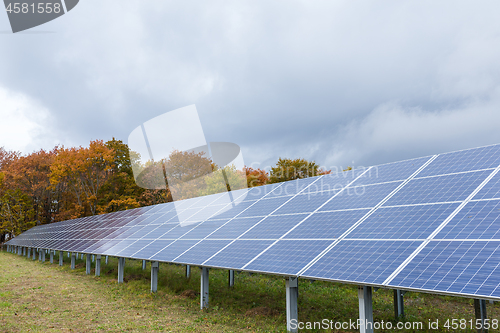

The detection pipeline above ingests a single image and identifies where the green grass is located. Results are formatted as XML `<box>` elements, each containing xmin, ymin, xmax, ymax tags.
<box><xmin>1</xmin><ymin>249</ymin><xmax>499</xmax><ymax>332</ymax></box>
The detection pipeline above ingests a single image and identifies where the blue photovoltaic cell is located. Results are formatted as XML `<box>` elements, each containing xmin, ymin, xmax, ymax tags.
<box><xmin>88</xmin><ymin>239</ymin><xmax>122</xmax><ymax>254</ymax></box>
<box><xmin>436</xmin><ymin>200</ymin><xmax>500</xmax><ymax>239</ymax></box>
<box><xmin>186</xmin><ymin>204</ymin><xmax>232</xmax><ymax>222</ymax></box>
<box><xmin>417</xmin><ymin>145</ymin><xmax>500</xmax><ymax>178</ymax></box>
<box><xmin>319</xmin><ymin>182</ymin><xmax>402</xmax><ymax>211</ymax></box>
<box><xmin>270</xmin><ymin>176</ymin><xmax>319</xmax><ymax>197</ymax></box>
<box><xmin>105</xmin><ymin>227</ymin><xmax>130</xmax><ymax>240</ymax></box>
<box><xmin>116</xmin><ymin>240</ymin><xmax>153</xmax><ymax>257</ymax></box>
<box><xmin>390</xmin><ymin>241</ymin><xmax>500</xmax><ymax>298</ymax></box>
<box><xmin>81</xmin><ymin>240</ymin><xmax>109</xmax><ymax>253</ymax></box>
<box><xmin>238</xmin><ymin>196</ymin><xmax>293</xmax><ymax>218</ymax></box>
<box><xmin>135</xmin><ymin>213</ymin><xmax>166</xmax><ymax>225</ymax></box>
<box><xmin>351</xmin><ymin>156</ymin><xmax>431</xmax><ymax>187</ymax></box>
<box><xmin>284</xmin><ymin>209</ymin><xmax>370</xmax><ymax>239</ymax></box>
<box><xmin>173</xmin><ymin>240</ymin><xmax>232</xmax><ymax>265</ymax></box>
<box><xmin>311</xmin><ymin>169</ymin><xmax>366</xmax><ymax>193</ymax></box>
<box><xmin>153</xmin><ymin>211</ymin><xmax>179</xmax><ymax>224</ymax></box>
<box><xmin>348</xmin><ymin>203</ymin><xmax>459</xmax><ymax>239</ymax></box>
<box><xmin>205</xmin><ymin>200</ymin><xmax>259</xmax><ymax>220</ymax></box>
<box><xmin>241</xmin><ymin>214</ymin><xmax>308</xmax><ymax>239</ymax></box>
<box><xmin>144</xmin><ymin>223</ymin><xmax>177</xmax><ymax>239</ymax></box>
<box><xmin>128</xmin><ymin>224</ymin><xmax>162</xmax><ymax>239</ymax></box>
<box><xmin>149</xmin><ymin>240</ymin><xmax>199</xmax><ymax>261</ymax></box>
<box><xmin>244</xmin><ymin>240</ymin><xmax>332</xmax><ymax>275</ymax></box>
<box><xmin>302</xmin><ymin>240</ymin><xmax>422</xmax><ymax>284</ymax></box>
<box><xmin>272</xmin><ymin>191</ymin><xmax>337</xmax><ymax>215</ymax></box>
<box><xmin>204</xmin><ymin>240</ymin><xmax>275</xmax><ymax>269</ymax></box>
<box><xmin>207</xmin><ymin>217</ymin><xmax>264</xmax><ymax>239</ymax></box>
<box><xmin>59</xmin><ymin>240</ymin><xmax>82</xmax><ymax>251</ymax></box>
<box><xmin>158</xmin><ymin>223</ymin><xmax>200</xmax><ymax>239</ymax></box>
<box><xmin>384</xmin><ymin>170</ymin><xmax>491</xmax><ymax>206</ymax></box>
<box><xmin>72</xmin><ymin>240</ymin><xmax>99</xmax><ymax>252</ymax></box>
<box><xmin>132</xmin><ymin>239</ymin><xmax>173</xmax><ymax>259</ymax></box>
<box><xmin>179</xmin><ymin>220</ymin><xmax>229</xmax><ymax>239</ymax></box>
<box><xmin>118</xmin><ymin>226</ymin><xmax>148</xmax><ymax>240</ymax></box>
<box><xmin>474</xmin><ymin>172</ymin><xmax>500</xmax><ymax>200</ymax></box>
<box><xmin>102</xmin><ymin>240</ymin><xmax>137</xmax><ymax>256</ymax></box>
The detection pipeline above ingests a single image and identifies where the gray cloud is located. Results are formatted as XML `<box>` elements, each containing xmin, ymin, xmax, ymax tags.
<box><xmin>1</xmin><ymin>1</ymin><xmax>500</xmax><ymax>169</ymax></box>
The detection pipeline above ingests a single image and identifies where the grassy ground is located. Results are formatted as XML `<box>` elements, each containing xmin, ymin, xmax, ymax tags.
<box><xmin>0</xmin><ymin>249</ymin><xmax>499</xmax><ymax>332</ymax></box>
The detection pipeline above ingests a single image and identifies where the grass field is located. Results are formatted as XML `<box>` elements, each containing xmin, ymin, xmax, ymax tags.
<box><xmin>0</xmin><ymin>249</ymin><xmax>499</xmax><ymax>332</ymax></box>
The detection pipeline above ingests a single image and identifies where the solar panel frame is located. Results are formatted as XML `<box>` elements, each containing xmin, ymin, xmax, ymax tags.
<box><xmin>6</xmin><ymin>143</ymin><xmax>500</xmax><ymax>301</ymax></box>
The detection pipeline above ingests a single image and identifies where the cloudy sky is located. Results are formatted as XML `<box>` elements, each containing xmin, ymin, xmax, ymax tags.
<box><xmin>1</xmin><ymin>1</ymin><xmax>500</xmax><ymax>171</ymax></box>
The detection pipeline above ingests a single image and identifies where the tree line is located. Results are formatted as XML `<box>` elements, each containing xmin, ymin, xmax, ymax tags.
<box><xmin>0</xmin><ymin>138</ymin><xmax>332</xmax><ymax>242</ymax></box>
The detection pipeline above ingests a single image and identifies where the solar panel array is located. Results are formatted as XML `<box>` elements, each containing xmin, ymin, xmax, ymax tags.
<box><xmin>6</xmin><ymin>144</ymin><xmax>500</xmax><ymax>300</ymax></box>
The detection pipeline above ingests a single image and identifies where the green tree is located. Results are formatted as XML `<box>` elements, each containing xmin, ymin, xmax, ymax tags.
<box><xmin>269</xmin><ymin>158</ymin><xmax>330</xmax><ymax>183</ymax></box>
<box><xmin>99</xmin><ymin>138</ymin><xmax>145</xmax><ymax>213</ymax></box>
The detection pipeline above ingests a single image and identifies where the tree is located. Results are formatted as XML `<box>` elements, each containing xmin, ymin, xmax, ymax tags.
<box><xmin>0</xmin><ymin>147</ymin><xmax>18</xmax><ymax>170</ymax></box>
<box><xmin>244</xmin><ymin>167</ymin><xmax>269</xmax><ymax>187</ymax></box>
<box><xmin>5</xmin><ymin>149</ymin><xmax>58</xmax><ymax>225</ymax></box>
<box><xmin>269</xmin><ymin>158</ymin><xmax>330</xmax><ymax>183</ymax></box>
<box><xmin>50</xmin><ymin>140</ymin><xmax>114</xmax><ymax>217</ymax></box>
<box><xmin>99</xmin><ymin>138</ymin><xmax>144</xmax><ymax>213</ymax></box>
<box><xmin>0</xmin><ymin>189</ymin><xmax>35</xmax><ymax>241</ymax></box>
<box><xmin>199</xmin><ymin>164</ymin><xmax>247</xmax><ymax>196</ymax></box>
<box><xmin>163</xmin><ymin>149</ymin><xmax>214</xmax><ymax>200</ymax></box>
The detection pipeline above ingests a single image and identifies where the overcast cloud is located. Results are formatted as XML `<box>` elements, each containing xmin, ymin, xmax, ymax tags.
<box><xmin>1</xmin><ymin>0</ymin><xmax>500</xmax><ymax>170</ymax></box>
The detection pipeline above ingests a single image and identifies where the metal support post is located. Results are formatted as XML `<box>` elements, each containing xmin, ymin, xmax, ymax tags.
<box><xmin>27</xmin><ymin>248</ymin><xmax>31</xmax><ymax>259</ymax></box>
<box><xmin>358</xmin><ymin>286</ymin><xmax>374</xmax><ymax>333</ymax></box>
<box><xmin>71</xmin><ymin>253</ymin><xmax>76</xmax><ymax>269</ymax></box>
<box><xmin>105</xmin><ymin>255</ymin><xmax>108</xmax><ymax>264</ymax></box>
<box><xmin>50</xmin><ymin>250</ymin><xmax>54</xmax><ymax>264</ymax></box>
<box><xmin>22</xmin><ymin>247</ymin><xmax>26</xmax><ymax>256</ymax></box>
<box><xmin>95</xmin><ymin>255</ymin><xmax>101</xmax><ymax>276</ymax></box>
<box><xmin>86</xmin><ymin>254</ymin><xmax>91</xmax><ymax>274</ymax></box>
<box><xmin>474</xmin><ymin>299</ymin><xmax>488</xmax><ymax>333</ymax></box>
<box><xmin>41</xmin><ymin>249</ymin><xmax>45</xmax><ymax>262</ymax></box>
<box><xmin>200</xmin><ymin>267</ymin><xmax>209</xmax><ymax>309</ymax></box>
<box><xmin>286</xmin><ymin>277</ymin><xmax>299</xmax><ymax>333</ymax></box>
<box><xmin>33</xmin><ymin>249</ymin><xmax>37</xmax><ymax>261</ymax></box>
<box><xmin>68</xmin><ymin>252</ymin><xmax>70</xmax><ymax>258</ymax></box>
<box><xmin>118</xmin><ymin>257</ymin><xmax>125</xmax><ymax>283</ymax></box>
<box><xmin>151</xmin><ymin>261</ymin><xmax>159</xmax><ymax>293</ymax></box>
<box><xmin>394</xmin><ymin>289</ymin><xmax>404</xmax><ymax>320</ymax></box>
<box><xmin>142</xmin><ymin>260</ymin><xmax>146</xmax><ymax>270</ymax></box>
<box><xmin>18</xmin><ymin>246</ymin><xmax>21</xmax><ymax>255</ymax></box>
<box><xmin>59</xmin><ymin>251</ymin><xmax>63</xmax><ymax>266</ymax></box>
<box><xmin>229</xmin><ymin>270</ymin><xmax>235</xmax><ymax>287</ymax></box>
<box><xmin>186</xmin><ymin>265</ymin><xmax>191</xmax><ymax>278</ymax></box>
<box><xmin>80</xmin><ymin>253</ymin><xmax>84</xmax><ymax>260</ymax></box>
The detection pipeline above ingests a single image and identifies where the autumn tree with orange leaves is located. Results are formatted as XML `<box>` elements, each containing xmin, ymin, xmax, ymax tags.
<box><xmin>50</xmin><ymin>140</ymin><xmax>114</xmax><ymax>217</ymax></box>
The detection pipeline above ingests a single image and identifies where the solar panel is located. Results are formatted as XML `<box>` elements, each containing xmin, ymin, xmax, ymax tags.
<box><xmin>388</xmin><ymin>241</ymin><xmax>500</xmax><ymax>298</ymax></box>
<box><xmin>348</xmin><ymin>204</ymin><xmax>459</xmax><ymax>239</ymax></box>
<box><xmin>384</xmin><ymin>171</ymin><xmax>491</xmax><ymax>206</ymax></box>
<box><xmin>436</xmin><ymin>200</ymin><xmax>500</xmax><ymax>239</ymax></box>
<box><xmin>6</xmin><ymin>143</ymin><xmax>500</xmax><ymax>301</ymax></box>
<box><xmin>244</xmin><ymin>239</ymin><xmax>333</xmax><ymax>275</ymax></box>
<box><xmin>203</xmin><ymin>240</ymin><xmax>275</xmax><ymax>269</ymax></box>
<box><xmin>283</xmin><ymin>210</ymin><xmax>370</xmax><ymax>239</ymax></box>
<box><xmin>301</xmin><ymin>240</ymin><xmax>423</xmax><ymax>284</ymax></box>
